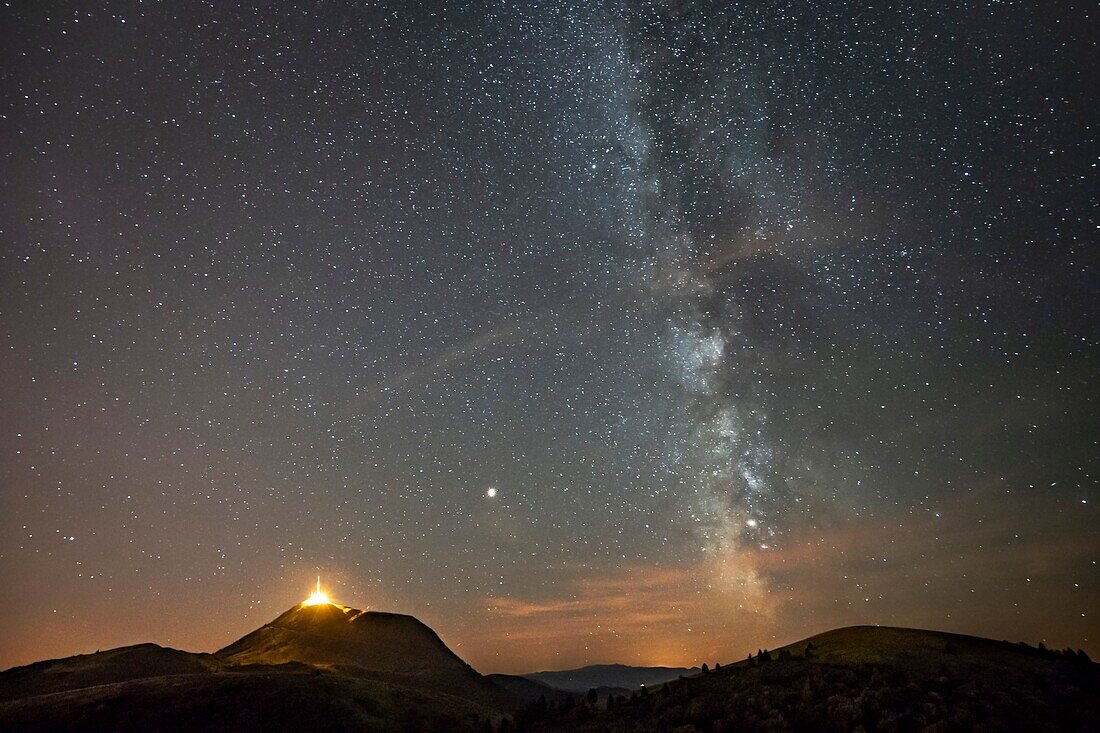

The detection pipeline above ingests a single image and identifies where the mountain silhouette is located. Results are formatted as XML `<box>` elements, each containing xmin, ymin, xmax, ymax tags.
<box><xmin>215</xmin><ymin>601</ymin><xmax>512</xmax><ymax>707</ymax></box>
<box><xmin>1</xmin><ymin>619</ymin><xmax>1096</xmax><ymax>732</ymax></box>
<box><xmin>0</xmin><ymin>601</ymin><xmax>517</xmax><ymax>732</ymax></box>
<box><xmin>218</xmin><ymin>603</ymin><xmax>476</xmax><ymax>677</ymax></box>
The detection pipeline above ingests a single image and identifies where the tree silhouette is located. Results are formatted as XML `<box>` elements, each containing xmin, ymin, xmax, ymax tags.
<box><xmin>586</xmin><ymin>688</ymin><xmax>598</xmax><ymax>705</ymax></box>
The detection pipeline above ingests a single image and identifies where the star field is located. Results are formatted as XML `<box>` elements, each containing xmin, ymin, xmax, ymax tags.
<box><xmin>0</xmin><ymin>1</ymin><xmax>1095</xmax><ymax>673</ymax></box>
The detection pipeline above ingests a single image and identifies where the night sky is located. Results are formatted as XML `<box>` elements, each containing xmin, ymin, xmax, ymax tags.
<box><xmin>1</xmin><ymin>1</ymin><xmax>1095</xmax><ymax>674</ymax></box>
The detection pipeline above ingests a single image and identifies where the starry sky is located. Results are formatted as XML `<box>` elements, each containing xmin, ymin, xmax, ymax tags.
<box><xmin>1</xmin><ymin>1</ymin><xmax>1095</xmax><ymax>674</ymax></box>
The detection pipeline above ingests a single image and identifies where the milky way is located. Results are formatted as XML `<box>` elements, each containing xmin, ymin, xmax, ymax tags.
<box><xmin>1</xmin><ymin>1</ymin><xmax>1095</xmax><ymax>672</ymax></box>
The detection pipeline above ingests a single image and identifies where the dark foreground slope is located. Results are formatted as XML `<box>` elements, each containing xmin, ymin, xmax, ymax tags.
<box><xmin>0</xmin><ymin>665</ymin><xmax>491</xmax><ymax>733</ymax></box>
<box><xmin>525</xmin><ymin>627</ymin><xmax>1100</xmax><ymax>732</ymax></box>
<box><xmin>0</xmin><ymin>603</ymin><xmax>520</xmax><ymax>733</ymax></box>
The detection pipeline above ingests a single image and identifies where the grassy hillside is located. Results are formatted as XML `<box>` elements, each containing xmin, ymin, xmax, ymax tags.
<box><xmin>521</xmin><ymin>627</ymin><xmax>1099</xmax><ymax>732</ymax></box>
<box><xmin>0</xmin><ymin>644</ymin><xmax>218</xmax><ymax>702</ymax></box>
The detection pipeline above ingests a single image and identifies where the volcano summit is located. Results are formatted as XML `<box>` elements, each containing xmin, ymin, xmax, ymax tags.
<box><xmin>216</xmin><ymin>601</ymin><xmax>500</xmax><ymax>698</ymax></box>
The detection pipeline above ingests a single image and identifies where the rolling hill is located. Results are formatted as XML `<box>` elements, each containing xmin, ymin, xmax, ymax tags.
<box><xmin>0</xmin><ymin>643</ymin><xmax>218</xmax><ymax>703</ymax></box>
<box><xmin>524</xmin><ymin>626</ymin><xmax>1100</xmax><ymax>732</ymax></box>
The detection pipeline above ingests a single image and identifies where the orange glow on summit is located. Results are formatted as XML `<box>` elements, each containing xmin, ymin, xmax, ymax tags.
<box><xmin>303</xmin><ymin>575</ymin><xmax>331</xmax><ymax>606</ymax></box>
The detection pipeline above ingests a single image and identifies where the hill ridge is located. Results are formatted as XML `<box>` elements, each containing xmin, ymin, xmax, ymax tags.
<box><xmin>2</xmin><ymin>622</ymin><xmax>1096</xmax><ymax>732</ymax></box>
